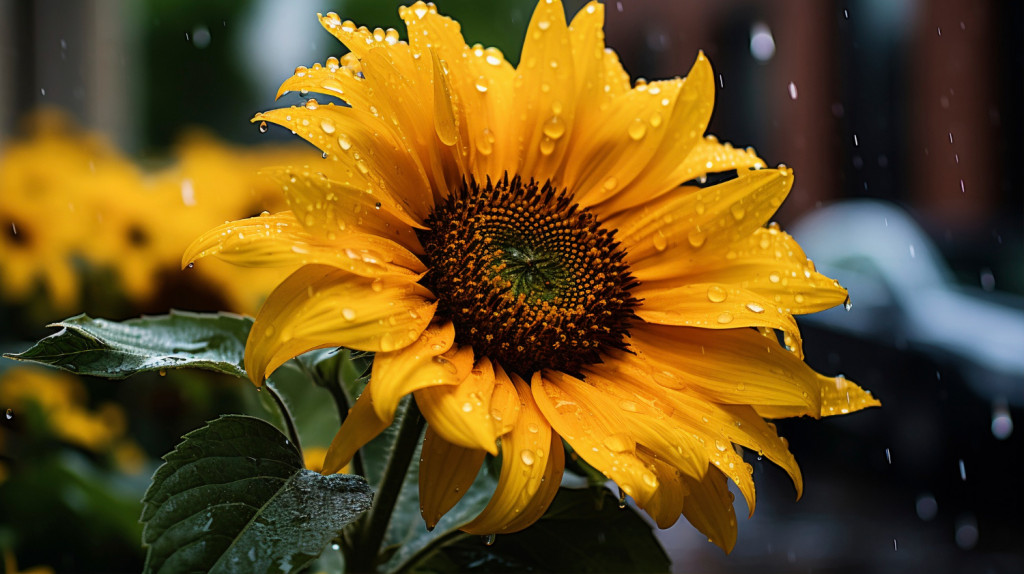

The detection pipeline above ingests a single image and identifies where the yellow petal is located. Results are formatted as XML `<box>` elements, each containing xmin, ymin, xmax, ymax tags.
<box><xmin>182</xmin><ymin>211</ymin><xmax>425</xmax><ymax>277</ymax></box>
<box><xmin>245</xmin><ymin>265</ymin><xmax>435</xmax><ymax>382</ymax></box>
<box><xmin>640</xmin><ymin>457</ymin><xmax>686</xmax><ymax>529</ymax></box>
<box><xmin>322</xmin><ymin>382</ymin><xmax>390</xmax><ymax>474</ymax></box>
<box><xmin>640</xmin><ymin>226</ymin><xmax>848</xmax><ymax>315</ymax></box>
<box><xmin>253</xmin><ymin>106</ymin><xmax>434</xmax><ymax>222</ymax></box>
<box><xmin>567</xmin><ymin>79</ymin><xmax>685</xmax><ymax>209</ymax></box>
<box><xmin>583</xmin><ymin>350</ymin><xmax>760</xmax><ymax>513</ymax></box>
<box><xmin>676</xmin><ymin>134</ymin><xmax>768</xmax><ymax>183</ymax></box>
<box><xmin>628</xmin><ymin>323</ymin><xmax>818</xmax><ymax>412</ymax></box>
<box><xmin>369</xmin><ymin>322</ymin><xmax>472</xmax><ymax>422</ymax></box>
<box><xmin>415</xmin><ymin>356</ymin><xmax>500</xmax><ymax>454</ymax></box>
<box><xmin>431</xmin><ymin>49</ymin><xmax>460</xmax><ymax>147</ymax></box>
<box><xmin>488</xmin><ymin>364</ymin><xmax>521</xmax><ymax>436</ymax></box>
<box><xmin>274</xmin><ymin>56</ymin><xmax>368</xmax><ymax>110</ymax></box>
<box><xmin>576</xmin><ymin>364</ymin><xmax>710</xmax><ymax>481</ymax></box>
<box><xmin>818</xmin><ymin>373</ymin><xmax>881</xmax><ymax>417</ymax></box>
<box><xmin>532</xmin><ymin>370</ymin><xmax>660</xmax><ymax>507</ymax></box>
<box><xmin>634</xmin><ymin>282</ymin><xmax>804</xmax><ymax>359</ymax></box>
<box><xmin>610</xmin><ymin>168</ymin><xmax>794</xmax><ymax>282</ymax></box>
<box><xmin>318</xmin><ymin>12</ymin><xmax>401</xmax><ymax>61</ymax></box>
<box><xmin>419</xmin><ymin>426</ymin><xmax>487</xmax><ymax>530</ymax></box>
<box><xmin>682</xmin><ymin>467</ymin><xmax>738</xmax><ymax>554</ymax></box>
<box><xmin>260</xmin><ymin>165</ymin><xmax>426</xmax><ymax>249</ymax></box>
<box><xmin>463</xmin><ymin>375</ymin><xmax>564</xmax><ymax>535</ymax></box>
<box><xmin>592</xmin><ymin>53</ymin><xmax>716</xmax><ymax>216</ymax></box>
<box><xmin>513</xmin><ymin>0</ymin><xmax>576</xmax><ymax>183</ymax></box>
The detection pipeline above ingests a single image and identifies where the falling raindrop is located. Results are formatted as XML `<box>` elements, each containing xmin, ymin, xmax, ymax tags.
<box><xmin>915</xmin><ymin>493</ymin><xmax>938</xmax><ymax>521</ymax></box>
<box><xmin>885</xmin><ymin>448</ymin><xmax>891</xmax><ymax>464</ymax></box>
<box><xmin>4</xmin><ymin>409</ymin><xmax>12</xmax><ymax>420</ymax></box>
<box><xmin>991</xmin><ymin>401</ymin><xmax>1013</xmax><ymax>440</ymax></box>
<box><xmin>749</xmin><ymin>22</ymin><xmax>776</xmax><ymax>62</ymax></box>
<box><xmin>788</xmin><ymin>82</ymin><xmax>798</xmax><ymax>100</ymax></box>
<box><xmin>958</xmin><ymin>459</ymin><xmax>966</xmax><ymax>481</ymax></box>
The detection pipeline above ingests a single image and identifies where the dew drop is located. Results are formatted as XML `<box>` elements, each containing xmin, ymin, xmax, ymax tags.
<box><xmin>745</xmin><ymin>302</ymin><xmax>765</xmax><ymax>313</ymax></box>
<box><xmin>716</xmin><ymin>312</ymin><xmax>734</xmax><ymax>324</ymax></box>
<box><xmin>652</xmin><ymin>231</ymin><xmax>668</xmax><ymax>252</ymax></box>
<box><xmin>687</xmin><ymin>228</ymin><xmax>706</xmax><ymax>248</ymax></box>
<box><xmin>320</xmin><ymin>119</ymin><xmax>336</xmax><ymax>134</ymax></box>
<box><xmin>730</xmin><ymin>202</ymin><xmax>746</xmax><ymax>220</ymax></box>
<box><xmin>305</xmin><ymin>98</ymin><xmax>320</xmax><ymax>110</ymax></box>
<box><xmin>706</xmin><ymin>285</ymin><xmax>728</xmax><ymax>303</ymax></box>
<box><xmin>768</xmin><ymin>271</ymin><xmax>781</xmax><ymax>284</ymax></box>
<box><xmin>342</xmin><ymin>308</ymin><xmax>357</xmax><ymax>321</ymax></box>
<box><xmin>602</xmin><ymin>177</ymin><xmax>617</xmax><ymax>191</ymax></box>
<box><xmin>542</xmin><ymin>115</ymin><xmax>566</xmax><ymax>139</ymax></box>
<box><xmin>539</xmin><ymin>137</ymin><xmax>556</xmax><ymax>155</ymax></box>
<box><xmin>338</xmin><ymin>134</ymin><xmax>352</xmax><ymax>151</ymax></box>
<box><xmin>520</xmin><ymin>449</ymin><xmax>536</xmax><ymax>466</ymax></box>
<box><xmin>603</xmin><ymin>434</ymin><xmax>631</xmax><ymax>452</ymax></box>
<box><xmin>627</xmin><ymin>119</ymin><xmax>647</xmax><ymax>140</ymax></box>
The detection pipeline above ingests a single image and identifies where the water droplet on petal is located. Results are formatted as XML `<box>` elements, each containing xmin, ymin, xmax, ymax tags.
<box><xmin>342</xmin><ymin>308</ymin><xmax>357</xmax><ymax>321</ymax></box>
<box><xmin>627</xmin><ymin>119</ymin><xmax>647</xmax><ymax>140</ymax></box>
<box><xmin>717</xmin><ymin>312</ymin><xmax>733</xmax><ymax>324</ymax></box>
<box><xmin>520</xmin><ymin>449</ymin><xmax>536</xmax><ymax>466</ymax></box>
<box><xmin>320</xmin><ymin>119</ymin><xmax>336</xmax><ymax>134</ymax></box>
<box><xmin>707</xmin><ymin>285</ymin><xmax>728</xmax><ymax>303</ymax></box>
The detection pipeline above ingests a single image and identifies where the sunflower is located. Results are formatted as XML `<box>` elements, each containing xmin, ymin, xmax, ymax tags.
<box><xmin>184</xmin><ymin>0</ymin><xmax>879</xmax><ymax>549</ymax></box>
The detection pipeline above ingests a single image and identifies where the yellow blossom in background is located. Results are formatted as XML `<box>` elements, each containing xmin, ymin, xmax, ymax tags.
<box><xmin>0</xmin><ymin>109</ymin><xmax>309</xmax><ymax>316</ymax></box>
<box><xmin>187</xmin><ymin>0</ymin><xmax>880</xmax><ymax>548</ymax></box>
<box><xmin>0</xmin><ymin>366</ymin><xmax>129</xmax><ymax>454</ymax></box>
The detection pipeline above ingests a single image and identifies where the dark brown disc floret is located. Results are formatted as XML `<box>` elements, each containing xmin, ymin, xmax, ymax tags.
<box><xmin>416</xmin><ymin>175</ymin><xmax>640</xmax><ymax>376</ymax></box>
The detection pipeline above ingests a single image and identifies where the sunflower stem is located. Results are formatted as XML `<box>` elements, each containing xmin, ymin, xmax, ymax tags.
<box><xmin>346</xmin><ymin>399</ymin><xmax>423</xmax><ymax>573</ymax></box>
<box><xmin>264</xmin><ymin>379</ymin><xmax>302</xmax><ymax>456</ymax></box>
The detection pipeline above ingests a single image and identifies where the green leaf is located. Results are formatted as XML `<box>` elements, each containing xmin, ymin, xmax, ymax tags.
<box><xmin>414</xmin><ymin>488</ymin><xmax>671</xmax><ymax>574</ymax></box>
<box><xmin>4</xmin><ymin>310</ymin><xmax>253</xmax><ymax>379</ymax></box>
<box><xmin>141</xmin><ymin>415</ymin><xmax>373</xmax><ymax>574</ymax></box>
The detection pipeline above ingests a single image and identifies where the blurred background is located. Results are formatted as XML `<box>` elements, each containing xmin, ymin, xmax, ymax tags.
<box><xmin>0</xmin><ymin>0</ymin><xmax>1021</xmax><ymax>572</ymax></box>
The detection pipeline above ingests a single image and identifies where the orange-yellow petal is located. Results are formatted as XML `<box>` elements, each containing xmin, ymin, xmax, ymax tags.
<box><xmin>591</xmin><ymin>53</ymin><xmax>716</xmax><ymax>216</ymax></box>
<box><xmin>681</xmin><ymin>467</ymin><xmax>738</xmax><ymax>553</ymax></box>
<box><xmin>488</xmin><ymin>364</ymin><xmax>521</xmax><ymax>436</ymax></box>
<box><xmin>628</xmin><ymin>323</ymin><xmax>817</xmax><ymax>412</ymax></box>
<box><xmin>260</xmin><ymin>165</ymin><xmax>425</xmax><ymax>249</ymax></box>
<box><xmin>415</xmin><ymin>356</ymin><xmax>500</xmax><ymax>454</ymax></box>
<box><xmin>513</xmin><ymin>0</ymin><xmax>576</xmax><ymax>184</ymax></box>
<box><xmin>610</xmin><ymin>167</ymin><xmax>794</xmax><ymax>282</ymax></box>
<box><xmin>640</xmin><ymin>457</ymin><xmax>686</xmax><ymax>529</ymax></box>
<box><xmin>182</xmin><ymin>211</ymin><xmax>425</xmax><ymax>277</ymax></box>
<box><xmin>245</xmin><ymin>265</ymin><xmax>435</xmax><ymax>382</ymax></box>
<box><xmin>253</xmin><ymin>105</ymin><xmax>433</xmax><ymax>221</ymax></box>
<box><xmin>531</xmin><ymin>370</ymin><xmax>660</xmax><ymax>507</ymax></box>
<box><xmin>369</xmin><ymin>322</ymin><xmax>472</xmax><ymax>422</ymax></box>
<box><xmin>463</xmin><ymin>374</ymin><xmax>563</xmax><ymax>535</ymax></box>
<box><xmin>641</xmin><ymin>226</ymin><xmax>848</xmax><ymax>315</ymax></box>
<box><xmin>419</xmin><ymin>426</ymin><xmax>487</xmax><ymax>530</ymax></box>
<box><xmin>634</xmin><ymin>282</ymin><xmax>804</xmax><ymax>359</ymax></box>
<box><xmin>322</xmin><ymin>382</ymin><xmax>390</xmax><ymax>474</ymax></box>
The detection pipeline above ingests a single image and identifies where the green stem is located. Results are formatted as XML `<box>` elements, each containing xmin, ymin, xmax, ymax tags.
<box><xmin>264</xmin><ymin>381</ymin><xmax>302</xmax><ymax>456</ymax></box>
<box><xmin>346</xmin><ymin>399</ymin><xmax>424</xmax><ymax>573</ymax></box>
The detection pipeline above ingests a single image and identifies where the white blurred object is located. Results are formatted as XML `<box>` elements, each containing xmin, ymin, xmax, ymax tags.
<box><xmin>790</xmin><ymin>200</ymin><xmax>1024</xmax><ymax>406</ymax></box>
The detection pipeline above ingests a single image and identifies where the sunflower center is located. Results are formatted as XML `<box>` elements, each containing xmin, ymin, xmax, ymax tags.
<box><xmin>417</xmin><ymin>175</ymin><xmax>639</xmax><ymax>376</ymax></box>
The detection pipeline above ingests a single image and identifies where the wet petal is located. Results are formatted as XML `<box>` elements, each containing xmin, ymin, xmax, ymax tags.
<box><xmin>682</xmin><ymin>467</ymin><xmax>738</xmax><ymax>554</ymax></box>
<box><xmin>369</xmin><ymin>322</ymin><xmax>472</xmax><ymax>421</ymax></box>
<box><xmin>640</xmin><ymin>457</ymin><xmax>686</xmax><ymax>529</ymax></box>
<box><xmin>532</xmin><ymin>370</ymin><xmax>660</xmax><ymax>507</ymax></box>
<box><xmin>322</xmin><ymin>382</ymin><xmax>390</xmax><ymax>474</ymax></box>
<box><xmin>419</xmin><ymin>426</ymin><xmax>487</xmax><ymax>530</ymax></box>
<box><xmin>819</xmin><ymin>374</ymin><xmax>881</xmax><ymax>417</ymax></box>
<box><xmin>513</xmin><ymin>0</ymin><xmax>576</xmax><ymax>183</ymax></box>
<box><xmin>245</xmin><ymin>264</ymin><xmax>435</xmax><ymax>382</ymax></box>
<box><xmin>676</xmin><ymin>135</ymin><xmax>768</xmax><ymax>183</ymax></box>
<box><xmin>182</xmin><ymin>211</ymin><xmax>425</xmax><ymax>277</ymax></box>
<box><xmin>415</xmin><ymin>356</ymin><xmax>500</xmax><ymax>454</ymax></box>
<box><xmin>261</xmin><ymin>165</ymin><xmax>426</xmax><ymax>249</ymax></box>
<box><xmin>593</xmin><ymin>53</ymin><xmax>716</xmax><ymax>216</ymax></box>
<box><xmin>488</xmin><ymin>364</ymin><xmax>521</xmax><ymax>436</ymax></box>
<box><xmin>610</xmin><ymin>167</ymin><xmax>794</xmax><ymax>283</ymax></box>
<box><xmin>640</xmin><ymin>226</ymin><xmax>848</xmax><ymax>315</ymax></box>
<box><xmin>634</xmin><ymin>282</ymin><xmax>804</xmax><ymax>359</ymax></box>
<box><xmin>463</xmin><ymin>375</ymin><xmax>564</xmax><ymax>535</ymax></box>
<box><xmin>253</xmin><ymin>105</ymin><xmax>434</xmax><ymax>221</ymax></box>
<box><xmin>628</xmin><ymin>323</ymin><xmax>817</xmax><ymax>412</ymax></box>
